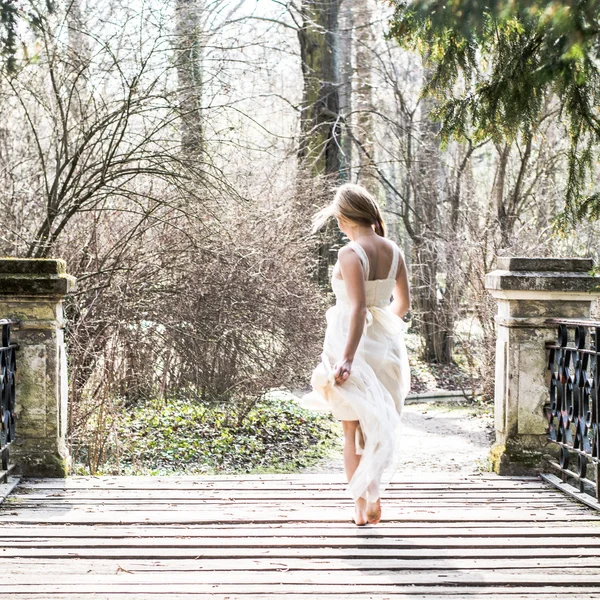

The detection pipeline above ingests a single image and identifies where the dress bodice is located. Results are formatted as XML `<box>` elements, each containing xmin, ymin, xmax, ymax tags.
<box><xmin>331</xmin><ymin>241</ymin><xmax>399</xmax><ymax>308</ymax></box>
<box><xmin>332</xmin><ymin>276</ymin><xmax>396</xmax><ymax>308</ymax></box>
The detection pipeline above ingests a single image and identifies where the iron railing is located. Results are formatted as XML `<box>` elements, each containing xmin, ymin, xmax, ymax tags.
<box><xmin>0</xmin><ymin>319</ymin><xmax>17</xmax><ymax>482</ymax></box>
<box><xmin>546</xmin><ymin>318</ymin><xmax>600</xmax><ymax>501</ymax></box>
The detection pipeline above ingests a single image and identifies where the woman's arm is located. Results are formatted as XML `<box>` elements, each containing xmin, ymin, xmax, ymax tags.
<box><xmin>333</xmin><ymin>247</ymin><xmax>367</xmax><ymax>385</ymax></box>
<box><xmin>389</xmin><ymin>250</ymin><xmax>410</xmax><ymax>319</ymax></box>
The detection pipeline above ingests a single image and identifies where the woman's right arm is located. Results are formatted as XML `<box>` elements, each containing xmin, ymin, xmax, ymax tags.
<box><xmin>389</xmin><ymin>250</ymin><xmax>410</xmax><ymax>319</ymax></box>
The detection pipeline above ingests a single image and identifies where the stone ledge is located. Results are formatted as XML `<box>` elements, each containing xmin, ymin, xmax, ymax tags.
<box><xmin>0</xmin><ymin>259</ymin><xmax>76</xmax><ymax>296</ymax></box>
<box><xmin>496</xmin><ymin>257</ymin><xmax>593</xmax><ymax>272</ymax></box>
<box><xmin>485</xmin><ymin>271</ymin><xmax>599</xmax><ymax>294</ymax></box>
<box><xmin>0</xmin><ymin>258</ymin><xmax>67</xmax><ymax>275</ymax></box>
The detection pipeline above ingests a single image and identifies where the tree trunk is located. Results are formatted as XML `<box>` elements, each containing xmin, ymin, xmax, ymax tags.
<box><xmin>339</xmin><ymin>0</ymin><xmax>353</xmax><ymax>181</ymax></box>
<box><xmin>410</xmin><ymin>72</ymin><xmax>455</xmax><ymax>363</ymax></box>
<box><xmin>354</xmin><ymin>0</ymin><xmax>378</xmax><ymax>196</ymax></box>
<box><xmin>66</xmin><ymin>0</ymin><xmax>90</xmax><ymax>124</ymax></box>
<box><xmin>298</xmin><ymin>0</ymin><xmax>343</xmax><ymax>285</ymax></box>
<box><xmin>175</xmin><ymin>0</ymin><xmax>205</xmax><ymax>157</ymax></box>
<box><xmin>298</xmin><ymin>0</ymin><xmax>342</xmax><ymax>177</ymax></box>
<box><xmin>494</xmin><ymin>142</ymin><xmax>511</xmax><ymax>247</ymax></box>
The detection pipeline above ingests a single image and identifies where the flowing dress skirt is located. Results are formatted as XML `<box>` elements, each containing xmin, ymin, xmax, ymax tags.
<box><xmin>300</xmin><ymin>303</ymin><xmax>411</xmax><ymax>502</ymax></box>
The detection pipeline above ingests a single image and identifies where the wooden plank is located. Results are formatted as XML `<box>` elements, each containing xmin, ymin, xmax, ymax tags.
<box><xmin>3</xmin><ymin>500</ymin><xmax>575</xmax><ymax>510</ymax></box>
<box><xmin>5</xmin><ymin>491</ymin><xmax>572</xmax><ymax>501</ymax></box>
<box><xmin>8</xmin><ymin>491</ymin><xmax>571</xmax><ymax>501</ymax></box>
<box><xmin>4</xmin><ymin>499</ymin><xmax>575</xmax><ymax>508</ymax></box>
<box><xmin>8</xmin><ymin>595</ymin><xmax>600</xmax><ymax>600</ymax></box>
<box><xmin>2</xmin><ymin>521</ymin><xmax>598</xmax><ymax>535</ymax></box>
<box><xmin>14</xmin><ymin>484</ymin><xmax>551</xmax><ymax>493</ymax></box>
<box><xmin>1</xmin><ymin>513</ymin><xmax>597</xmax><ymax>524</ymax></box>
<box><xmin>19</xmin><ymin>473</ymin><xmax>540</xmax><ymax>481</ymax></box>
<box><xmin>2</xmin><ymin>546</ymin><xmax>600</xmax><ymax>559</ymax></box>
<box><xmin>2</xmin><ymin>534</ymin><xmax>600</xmax><ymax>548</ymax></box>
<box><xmin>4</xmin><ymin>586</ymin><xmax>600</xmax><ymax>597</ymax></box>
<box><xmin>3</xmin><ymin>570</ymin><xmax>600</xmax><ymax>584</ymax></box>
<box><xmin>15</xmin><ymin>478</ymin><xmax>547</xmax><ymax>488</ymax></box>
<box><xmin>2</xmin><ymin>525</ymin><xmax>599</xmax><ymax>538</ymax></box>
<box><xmin>5</xmin><ymin>493</ymin><xmax>572</xmax><ymax>502</ymax></box>
<box><xmin>0</xmin><ymin>509</ymin><xmax>600</xmax><ymax>526</ymax></box>
<box><xmin>3</xmin><ymin>556</ymin><xmax>600</xmax><ymax>573</ymax></box>
<box><xmin>1</xmin><ymin>499</ymin><xmax>591</xmax><ymax>512</ymax></box>
<box><xmin>15</xmin><ymin>482</ymin><xmax>551</xmax><ymax>491</ymax></box>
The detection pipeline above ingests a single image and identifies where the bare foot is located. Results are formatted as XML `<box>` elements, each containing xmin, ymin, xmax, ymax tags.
<box><xmin>366</xmin><ymin>498</ymin><xmax>381</xmax><ymax>524</ymax></box>
<box><xmin>354</xmin><ymin>497</ymin><xmax>368</xmax><ymax>526</ymax></box>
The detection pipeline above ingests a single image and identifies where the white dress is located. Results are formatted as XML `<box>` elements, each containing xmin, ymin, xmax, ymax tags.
<box><xmin>300</xmin><ymin>240</ymin><xmax>411</xmax><ymax>502</ymax></box>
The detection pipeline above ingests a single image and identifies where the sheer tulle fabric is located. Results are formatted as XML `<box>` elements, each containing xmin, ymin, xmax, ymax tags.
<box><xmin>299</xmin><ymin>241</ymin><xmax>411</xmax><ymax>502</ymax></box>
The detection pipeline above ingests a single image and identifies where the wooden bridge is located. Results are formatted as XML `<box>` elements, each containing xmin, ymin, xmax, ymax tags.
<box><xmin>1</xmin><ymin>473</ymin><xmax>600</xmax><ymax>599</ymax></box>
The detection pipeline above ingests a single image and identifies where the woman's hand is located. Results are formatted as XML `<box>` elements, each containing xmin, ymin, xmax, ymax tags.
<box><xmin>333</xmin><ymin>358</ymin><xmax>353</xmax><ymax>385</ymax></box>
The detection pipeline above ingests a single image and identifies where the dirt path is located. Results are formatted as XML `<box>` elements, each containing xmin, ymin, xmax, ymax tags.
<box><xmin>302</xmin><ymin>401</ymin><xmax>495</xmax><ymax>475</ymax></box>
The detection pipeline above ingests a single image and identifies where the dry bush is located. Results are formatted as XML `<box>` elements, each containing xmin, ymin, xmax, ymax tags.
<box><xmin>59</xmin><ymin>190</ymin><xmax>326</xmax><ymax>472</ymax></box>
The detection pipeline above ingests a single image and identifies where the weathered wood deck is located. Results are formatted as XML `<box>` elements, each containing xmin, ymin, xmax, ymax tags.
<box><xmin>1</xmin><ymin>473</ymin><xmax>600</xmax><ymax>599</ymax></box>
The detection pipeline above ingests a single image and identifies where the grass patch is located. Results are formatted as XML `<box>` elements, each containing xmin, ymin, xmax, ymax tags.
<box><xmin>72</xmin><ymin>392</ymin><xmax>340</xmax><ymax>476</ymax></box>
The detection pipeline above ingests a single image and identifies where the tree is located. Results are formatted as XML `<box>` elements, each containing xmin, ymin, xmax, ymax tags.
<box><xmin>339</xmin><ymin>0</ymin><xmax>353</xmax><ymax>180</ymax></box>
<box><xmin>297</xmin><ymin>0</ymin><xmax>343</xmax><ymax>177</ymax></box>
<box><xmin>175</xmin><ymin>0</ymin><xmax>205</xmax><ymax>157</ymax></box>
<box><xmin>297</xmin><ymin>0</ymin><xmax>344</xmax><ymax>285</ymax></box>
<box><xmin>387</xmin><ymin>0</ymin><xmax>600</xmax><ymax>226</ymax></box>
<box><xmin>353</xmin><ymin>0</ymin><xmax>378</xmax><ymax>195</ymax></box>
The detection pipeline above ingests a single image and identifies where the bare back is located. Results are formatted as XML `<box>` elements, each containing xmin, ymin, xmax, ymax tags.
<box><xmin>334</xmin><ymin>236</ymin><xmax>400</xmax><ymax>281</ymax></box>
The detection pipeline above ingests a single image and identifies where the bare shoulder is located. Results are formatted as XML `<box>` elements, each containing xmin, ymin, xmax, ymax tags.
<box><xmin>380</xmin><ymin>237</ymin><xmax>402</xmax><ymax>259</ymax></box>
<box><xmin>337</xmin><ymin>245</ymin><xmax>364</xmax><ymax>277</ymax></box>
<box><xmin>338</xmin><ymin>244</ymin><xmax>360</xmax><ymax>261</ymax></box>
<box><xmin>388</xmin><ymin>238</ymin><xmax>404</xmax><ymax>257</ymax></box>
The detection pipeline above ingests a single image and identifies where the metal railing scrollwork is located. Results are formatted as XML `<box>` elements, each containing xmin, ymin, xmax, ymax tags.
<box><xmin>546</xmin><ymin>319</ymin><xmax>600</xmax><ymax>501</ymax></box>
<box><xmin>0</xmin><ymin>319</ymin><xmax>17</xmax><ymax>482</ymax></box>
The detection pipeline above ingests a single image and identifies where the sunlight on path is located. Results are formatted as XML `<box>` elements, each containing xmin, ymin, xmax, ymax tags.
<box><xmin>303</xmin><ymin>401</ymin><xmax>495</xmax><ymax>475</ymax></box>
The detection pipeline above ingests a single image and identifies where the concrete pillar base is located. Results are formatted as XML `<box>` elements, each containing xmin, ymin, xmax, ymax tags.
<box><xmin>485</xmin><ymin>257</ymin><xmax>600</xmax><ymax>475</ymax></box>
<box><xmin>0</xmin><ymin>259</ymin><xmax>76</xmax><ymax>477</ymax></box>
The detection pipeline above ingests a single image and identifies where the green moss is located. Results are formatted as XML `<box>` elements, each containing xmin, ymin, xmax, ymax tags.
<box><xmin>16</xmin><ymin>453</ymin><xmax>69</xmax><ymax>477</ymax></box>
<box><xmin>489</xmin><ymin>442</ymin><xmax>506</xmax><ymax>474</ymax></box>
<box><xmin>489</xmin><ymin>440</ymin><xmax>545</xmax><ymax>475</ymax></box>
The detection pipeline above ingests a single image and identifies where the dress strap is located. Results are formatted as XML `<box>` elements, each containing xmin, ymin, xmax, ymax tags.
<box><xmin>347</xmin><ymin>241</ymin><xmax>370</xmax><ymax>280</ymax></box>
<box><xmin>387</xmin><ymin>243</ymin><xmax>400</xmax><ymax>280</ymax></box>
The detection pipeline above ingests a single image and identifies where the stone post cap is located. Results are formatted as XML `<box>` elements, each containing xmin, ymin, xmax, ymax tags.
<box><xmin>485</xmin><ymin>256</ymin><xmax>599</xmax><ymax>298</ymax></box>
<box><xmin>495</xmin><ymin>257</ymin><xmax>593</xmax><ymax>272</ymax></box>
<box><xmin>0</xmin><ymin>258</ymin><xmax>76</xmax><ymax>296</ymax></box>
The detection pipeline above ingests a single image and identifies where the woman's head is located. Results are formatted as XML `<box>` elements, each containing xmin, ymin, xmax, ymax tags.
<box><xmin>311</xmin><ymin>183</ymin><xmax>386</xmax><ymax>237</ymax></box>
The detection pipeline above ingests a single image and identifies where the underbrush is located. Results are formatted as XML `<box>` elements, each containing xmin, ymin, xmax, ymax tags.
<box><xmin>71</xmin><ymin>392</ymin><xmax>340</xmax><ymax>476</ymax></box>
<box><xmin>404</xmin><ymin>331</ymin><xmax>480</xmax><ymax>397</ymax></box>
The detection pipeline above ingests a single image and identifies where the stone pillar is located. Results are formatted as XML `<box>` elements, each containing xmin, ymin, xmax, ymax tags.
<box><xmin>0</xmin><ymin>259</ymin><xmax>76</xmax><ymax>477</ymax></box>
<box><xmin>485</xmin><ymin>257</ymin><xmax>600</xmax><ymax>475</ymax></box>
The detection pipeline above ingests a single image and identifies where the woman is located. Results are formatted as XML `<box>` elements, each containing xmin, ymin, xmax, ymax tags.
<box><xmin>301</xmin><ymin>183</ymin><xmax>411</xmax><ymax>525</ymax></box>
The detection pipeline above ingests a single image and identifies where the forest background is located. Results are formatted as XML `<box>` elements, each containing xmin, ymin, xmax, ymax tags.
<box><xmin>1</xmin><ymin>0</ymin><xmax>599</xmax><ymax>475</ymax></box>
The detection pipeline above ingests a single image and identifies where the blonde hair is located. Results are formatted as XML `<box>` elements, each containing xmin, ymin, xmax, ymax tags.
<box><xmin>311</xmin><ymin>183</ymin><xmax>387</xmax><ymax>237</ymax></box>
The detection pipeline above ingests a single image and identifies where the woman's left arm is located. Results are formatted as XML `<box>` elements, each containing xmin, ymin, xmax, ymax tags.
<box><xmin>333</xmin><ymin>247</ymin><xmax>367</xmax><ymax>385</ymax></box>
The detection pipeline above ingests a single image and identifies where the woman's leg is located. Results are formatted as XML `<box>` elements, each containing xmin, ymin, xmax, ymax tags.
<box><xmin>366</xmin><ymin>461</ymin><xmax>382</xmax><ymax>524</ymax></box>
<box><xmin>342</xmin><ymin>420</ymin><xmax>367</xmax><ymax>525</ymax></box>
<box><xmin>342</xmin><ymin>420</ymin><xmax>361</xmax><ymax>480</ymax></box>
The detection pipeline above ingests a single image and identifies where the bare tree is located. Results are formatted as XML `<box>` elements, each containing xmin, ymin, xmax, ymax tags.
<box><xmin>297</xmin><ymin>0</ymin><xmax>342</xmax><ymax>177</ymax></box>
<box><xmin>175</xmin><ymin>0</ymin><xmax>205</xmax><ymax>156</ymax></box>
<box><xmin>353</xmin><ymin>0</ymin><xmax>378</xmax><ymax>195</ymax></box>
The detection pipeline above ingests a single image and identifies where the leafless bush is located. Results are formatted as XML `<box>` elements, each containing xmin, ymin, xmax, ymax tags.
<box><xmin>59</xmin><ymin>189</ymin><xmax>326</xmax><ymax>471</ymax></box>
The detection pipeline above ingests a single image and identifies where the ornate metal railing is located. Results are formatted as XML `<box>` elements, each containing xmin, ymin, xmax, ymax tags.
<box><xmin>546</xmin><ymin>318</ymin><xmax>600</xmax><ymax>501</ymax></box>
<box><xmin>0</xmin><ymin>319</ymin><xmax>17</xmax><ymax>483</ymax></box>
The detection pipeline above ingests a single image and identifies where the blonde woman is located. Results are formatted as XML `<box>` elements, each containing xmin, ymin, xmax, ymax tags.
<box><xmin>301</xmin><ymin>183</ymin><xmax>411</xmax><ymax>525</ymax></box>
